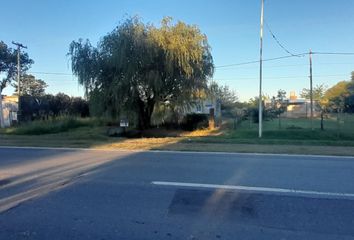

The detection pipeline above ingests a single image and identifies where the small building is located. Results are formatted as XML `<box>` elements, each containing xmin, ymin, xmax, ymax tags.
<box><xmin>186</xmin><ymin>97</ymin><xmax>222</xmax><ymax>127</ymax></box>
<box><xmin>1</xmin><ymin>95</ymin><xmax>18</xmax><ymax>127</ymax></box>
<box><xmin>286</xmin><ymin>92</ymin><xmax>320</xmax><ymax>118</ymax></box>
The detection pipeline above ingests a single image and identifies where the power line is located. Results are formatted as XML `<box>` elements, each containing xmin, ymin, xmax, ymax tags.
<box><xmin>216</xmin><ymin>62</ymin><xmax>354</xmax><ymax>71</ymax></box>
<box><xmin>25</xmin><ymin>72</ymin><xmax>349</xmax><ymax>82</ymax></box>
<box><xmin>24</xmin><ymin>73</ymin><xmax>349</xmax><ymax>82</ymax></box>
<box><xmin>28</xmin><ymin>71</ymin><xmax>73</xmax><ymax>76</ymax></box>
<box><xmin>34</xmin><ymin>73</ymin><xmax>350</xmax><ymax>87</ymax></box>
<box><xmin>215</xmin><ymin>53</ymin><xmax>306</xmax><ymax>68</ymax></box>
<box><xmin>264</xmin><ymin>20</ymin><xmax>297</xmax><ymax>56</ymax></box>
<box><xmin>212</xmin><ymin>73</ymin><xmax>349</xmax><ymax>81</ymax></box>
<box><xmin>263</xmin><ymin>54</ymin><xmax>307</xmax><ymax>62</ymax></box>
<box><xmin>215</xmin><ymin>60</ymin><xmax>260</xmax><ymax>68</ymax></box>
<box><xmin>26</xmin><ymin>52</ymin><xmax>353</xmax><ymax>74</ymax></box>
<box><xmin>312</xmin><ymin>52</ymin><xmax>354</xmax><ymax>55</ymax></box>
<box><xmin>214</xmin><ymin>51</ymin><xmax>354</xmax><ymax>69</ymax></box>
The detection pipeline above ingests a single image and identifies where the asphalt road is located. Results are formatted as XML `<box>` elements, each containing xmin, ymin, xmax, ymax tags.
<box><xmin>0</xmin><ymin>147</ymin><xmax>354</xmax><ymax>240</ymax></box>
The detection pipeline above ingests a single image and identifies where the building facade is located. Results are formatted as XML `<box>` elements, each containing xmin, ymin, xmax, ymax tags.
<box><xmin>1</xmin><ymin>95</ymin><xmax>18</xmax><ymax>127</ymax></box>
<box><xmin>285</xmin><ymin>91</ymin><xmax>320</xmax><ymax>118</ymax></box>
<box><xmin>186</xmin><ymin>98</ymin><xmax>222</xmax><ymax>127</ymax></box>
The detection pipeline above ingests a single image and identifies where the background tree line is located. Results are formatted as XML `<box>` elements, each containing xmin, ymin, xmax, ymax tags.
<box><xmin>299</xmin><ymin>72</ymin><xmax>354</xmax><ymax>113</ymax></box>
<box><xmin>20</xmin><ymin>93</ymin><xmax>89</xmax><ymax>121</ymax></box>
<box><xmin>244</xmin><ymin>72</ymin><xmax>354</xmax><ymax>130</ymax></box>
<box><xmin>16</xmin><ymin>75</ymin><xmax>89</xmax><ymax>120</ymax></box>
<box><xmin>0</xmin><ymin>54</ymin><xmax>89</xmax><ymax>122</ymax></box>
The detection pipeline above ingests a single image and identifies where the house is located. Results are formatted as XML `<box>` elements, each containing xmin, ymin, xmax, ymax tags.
<box><xmin>285</xmin><ymin>91</ymin><xmax>320</xmax><ymax>118</ymax></box>
<box><xmin>1</xmin><ymin>95</ymin><xmax>18</xmax><ymax>127</ymax></box>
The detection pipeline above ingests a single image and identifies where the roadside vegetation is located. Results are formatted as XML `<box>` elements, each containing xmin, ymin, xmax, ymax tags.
<box><xmin>188</xmin><ymin>115</ymin><xmax>354</xmax><ymax>146</ymax></box>
<box><xmin>2</xmin><ymin>114</ymin><xmax>354</xmax><ymax>156</ymax></box>
<box><xmin>1</xmin><ymin>17</ymin><xmax>354</xmax><ymax>156</ymax></box>
<box><xmin>1</xmin><ymin>117</ymin><xmax>101</xmax><ymax>135</ymax></box>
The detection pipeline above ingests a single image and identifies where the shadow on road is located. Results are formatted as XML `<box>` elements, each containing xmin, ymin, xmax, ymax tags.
<box><xmin>0</xmin><ymin>148</ymin><xmax>133</xmax><ymax>212</ymax></box>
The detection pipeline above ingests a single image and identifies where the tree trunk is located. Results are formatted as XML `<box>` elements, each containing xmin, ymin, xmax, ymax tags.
<box><xmin>320</xmin><ymin>110</ymin><xmax>324</xmax><ymax>130</ymax></box>
<box><xmin>137</xmin><ymin>98</ymin><xmax>155</xmax><ymax>130</ymax></box>
<box><xmin>278</xmin><ymin>113</ymin><xmax>281</xmax><ymax>129</ymax></box>
<box><xmin>0</xmin><ymin>90</ymin><xmax>4</xmax><ymax>128</ymax></box>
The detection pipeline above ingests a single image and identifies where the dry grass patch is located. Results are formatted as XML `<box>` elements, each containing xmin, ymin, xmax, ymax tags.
<box><xmin>181</xmin><ymin>127</ymin><xmax>222</xmax><ymax>137</ymax></box>
<box><xmin>94</xmin><ymin>137</ymin><xmax>181</xmax><ymax>150</ymax></box>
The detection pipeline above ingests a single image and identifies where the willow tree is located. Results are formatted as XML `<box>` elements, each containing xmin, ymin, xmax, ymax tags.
<box><xmin>69</xmin><ymin>17</ymin><xmax>214</xmax><ymax>129</ymax></box>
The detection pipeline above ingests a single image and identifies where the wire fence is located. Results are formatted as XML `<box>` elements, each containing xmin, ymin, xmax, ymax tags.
<box><xmin>238</xmin><ymin>113</ymin><xmax>354</xmax><ymax>140</ymax></box>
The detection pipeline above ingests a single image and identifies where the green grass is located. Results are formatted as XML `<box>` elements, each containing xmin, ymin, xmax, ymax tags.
<box><xmin>228</xmin><ymin>115</ymin><xmax>354</xmax><ymax>140</ymax></box>
<box><xmin>1</xmin><ymin>117</ymin><xmax>103</xmax><ymax>135</ymax></box>
<box><xmin>1</xmin><ymin>115</ymin><xmax>354</xmax><ymax>156</ymax></box>
<box><xmin>182</xmin><ymin>115</ymin><xmax>354</xmax><ymax>147</ymax></box>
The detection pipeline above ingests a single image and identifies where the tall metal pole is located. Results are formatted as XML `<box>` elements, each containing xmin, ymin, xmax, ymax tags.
<box><xmin>17</xmin><ymin>46</ymin><xmax>20</xmax><ymax>97</ymax></box>
<box><xmin>258</xmin><ymin>0</ymin><xmax>264</xmax><ymax>138</ymax></box>
<box><xmin>309</xmin><ymin>49</ymin><xmax>314</xmax><ymax>130</ymax></box>
<box><xmin>12</xmin><ymin>41</ymin><xmax>27</xmax><ymax>122</ymax></box>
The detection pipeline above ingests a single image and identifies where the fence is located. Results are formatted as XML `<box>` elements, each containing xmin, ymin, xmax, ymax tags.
<box><xmin>238</xmin><ymin>113</ymin><xmax>354</xmax><ymax>140</ymax></box>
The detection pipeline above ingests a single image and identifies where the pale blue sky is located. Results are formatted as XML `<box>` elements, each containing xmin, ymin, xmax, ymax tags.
<box><xmin>1</xmin><ymin>0</ymin><xmax>354</xmax><ymax>101</ymax></box>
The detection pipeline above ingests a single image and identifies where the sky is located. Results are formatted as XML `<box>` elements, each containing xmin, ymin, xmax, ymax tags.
<box><xmin>1</xmin><ymin>0</ymin><xmax>354</xmax><ymax>101</ymax></box>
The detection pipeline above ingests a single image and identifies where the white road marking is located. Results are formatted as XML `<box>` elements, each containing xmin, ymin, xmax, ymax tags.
<box><xmin>152</xmin><ymin>181</ymin><xmax>354</xmax><ymax>199</ymax></box>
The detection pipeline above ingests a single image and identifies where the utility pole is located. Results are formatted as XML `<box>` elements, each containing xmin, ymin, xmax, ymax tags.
<box><xmin>12</xmin><ymin>41</ymin><xmax>27</xmax><ymax>122</ymax></box>
<box><xmin>258</xmin><ymin>0</ymin><xmax>264</xmax><ymax>138</ymax></box>
<box><xmin>309</xmin><ymin>49</ymin><xmax>313</xmax><ymax>130</ymax></box>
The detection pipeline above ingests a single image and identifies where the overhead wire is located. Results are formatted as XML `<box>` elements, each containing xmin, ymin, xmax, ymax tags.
<box><xmin>27</xmin><ymin>52</ymin><xmax>353</xmax><ymax>76</ymax></box>
<box><xmin>215</xmin><ymin>53</ymin><xmax>306</xmax><ymax>69</ymax></box>
<box><xmin>213</xmin><ymin>73</ymin><xmax>349</xmax><ymax>81</ymax></box>
<box><xmin>216</xmin><ymin>62</ymin><xmax>354</xmax><ymax>71</ymax></box>
<box><xmin>264</xmin><ymin>20</ymin><xmax>297</xmax><ymax>56</ymax></box>
<box><xmin>311</xmin><ymin>52</ymin><xmax>354</xmax><ymax>55</ymax></box>
<box><xmin>28</xmin><ymin>71</ymin><xmax>73</xmax><ymax>76</ymax></box>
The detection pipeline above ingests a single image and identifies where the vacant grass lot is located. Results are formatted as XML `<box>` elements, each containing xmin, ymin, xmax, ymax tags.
<box><xmin>186</xmin><ymin>114</ymin><xmax>354</xmax><ymax>146</ymax></box>
<box><xmin>1</xmin><ymin>115</ymin><xmax>354</xmax><ymax>156</ymax></box>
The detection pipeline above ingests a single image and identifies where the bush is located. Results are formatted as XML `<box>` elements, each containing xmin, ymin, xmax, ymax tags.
<box><xmin>181</xmin><ymin>113</ymin><xmax>209</xmax><ymax>131</ymax></box>
<box><xmin>69</xmin><ymin>97</ymin><xmax>90</xmax><ymax>117</ymax></box>
<box><xmin>7</xmin><ymin>117</ymin><xmax>97</xmax><ymax>135</ymax></box>
<box><xmin>248</xmin><ymin>108</ymin><xmax>269</xmax><ymax>123</ymax></box>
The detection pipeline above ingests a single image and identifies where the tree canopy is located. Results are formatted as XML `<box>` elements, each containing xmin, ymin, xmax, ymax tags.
<box><xmin>68</xmin><ymin>17</ymin><xmax>214</xmax><ymax>129</ymax></box>
<box><xmin>0</xmin><ymin>41</ymin><xmax>33</xmax><ymax>92</ymax></box>
<box><xmin>0</xmin><ymin>41</ymin><xmax>33</xmax><ymax>127</ymax></box>
<box><xmin>300</xmin><ymin>84</ymin><xmax>327</xmax><ymax>101</ymax></box>
<box><xmin>270</xmin><ymin>90</ymin><xmax>287</xmax><ymax>128</ymax></box>
<box><xmin>323</xmin><ymin>81</ymin><xmax>348</xmax><ymax>110</ymax></box>
<box><xmin>13</xmin><ymin>74</ymin><xmax>48</xmax><ymax>97</ymax></box>
<box><xmin>208</xmin><ymin>82</ymin><xmax>238</xmax><ymax>110</ymax></box>
<box><xmin>299</xmin><ymin>75</ymin><xmax>354</xmax><ymax>113</ymax></box>
<box><xmin>272</xmin><ymin>89</ymin><xmax>287</xmax><ymax>112</ymax></box>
